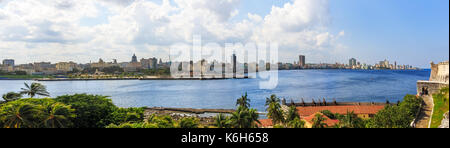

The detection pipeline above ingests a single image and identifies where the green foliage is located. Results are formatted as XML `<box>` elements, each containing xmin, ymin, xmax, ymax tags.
<box><xmin>106</xmin><ymin>107</ymin><xmax>145</xmax><ymax>125</ymax></box>
<box><xmin>20</xmin><ymin>82</ymin><xmax>50</xmax><ymax>98</ymax></box>
<box><xmin>146</xmin><ymin>114</ymin><xmax>177</xmax><ymax>128</ymax></box>
<box><xmin>2</xmin><ymin>92</ymin><xmax>22</xmax><ymax>102</ymax></box>
<box><xmin>178</xmin><ymin>117</ymin><xmax>200</xmax><ymax>128</ymax></box>
<box><xmin>265</xmin><ymin>94</ymin><xmax>284</xmax><ymax>125</ymax></box>
<box><xmin>236</xmin><ymin>92</ymin><xmax>250</xmax><ymax>109</ymax></box>
<box><xmin>0</xmin><ymin>101</ymin><xmax>43</xmax><ymax>128</ymax></box>
<box><xmin>320</xmin><ymin>110</ymin><xmax>341</xmax><ymax>120</ymax></box>
<box><xmin>312</xmin><ymin>113</ymin><xmax>328</xmax><ymax>128</ymax></box>
<box><xmin>42</xmin><ymin>103</ymin><xmax>76</xmax><ymax>128</ymax></box>
<box><xmin>337</xmin><ymin>111</ymin><xmax>365</xmax><ymax>128</ymax></box>
<box><xmin>54</xmin><ymin>94</ymin><xmax>118</xmax><ymax>128</ymax></box>
<box><xmin>0</xmin><ymin>99</ymin><xmax>76</xmax><ymax>128</ymax></box>
<box><xmin>366</xmin><ymin>95</ymin><xmax>422</xmax><ymax>128</ymax></box>
<box><xmin>287</xmin><ymin>117</ymin><xmax>305</xmax><ymax>128</ymax></box>
<box><xmin>286</xmin><ymin>105</ymin><xmax>299</xmax><ymax>122</ymax></box>
<box><xmin>229</xmin><ymin>106</ymin><xmax>260</xmax><ymax>128</ymax></box>
<box><xmin>214</xmin><ymin>113</ymin><xmax>231</xmax><ymax>128</ymax></box>
<box><xmin>431</xmin><ymin>87</ymin><xmax>449</xmax><ymax>128</ymax></box>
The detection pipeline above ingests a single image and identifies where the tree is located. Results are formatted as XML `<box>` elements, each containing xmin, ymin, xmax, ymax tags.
<box><xmin>230</xmin><ymin>106</ymin><xmax>260</xmax><ymax>128</ymax></box>
<box><xmin>236</xmin><ymin>92</ymin><xmax>251</xmax><ymax>109</ymax></box>
<box><xmin>214</xmin><ymin>113</ymin><xmax>230</xmax><ymax>128</ymax></box>
<box><xmin>339</xmin><ymin>111</ymin><xmax>364</xmax><ymax>128</ymax></box>
<box><xmin>54</xmin><ymin>94</ymin><xmax>118</xmax><ymax>128</ymax></box>
<box><xmin>265</xmin><ymin>94</ymin><xmax>284</xmax><ymax>125</ymax></box>
<box><xmin>288</xmin><ymin>117</ymin><xmax>305</xmax><ymax>128</ymax></box>
<box><xmin>20</xmin><ymin>82</ymin><xmax>50</xmax><ymax>98</ymax></box>
<box><xmin>0</xmin><ymin>102</ymin><xmax>42</xmax><ymax>128</ymax></box>
<box><xmin>178</xmin><ymin>117</ymin><xmax>199</xmax><ymax>128</ymax></box>
<box><xmin>286</xmin><ymin>105</ymin><xmax>299</xmax><ymax>122</ymax></box>
<box><xmin>2</xmin><ymin>92</ymin><xmax>22</xmax><ymax>102</ymax></box>
<box><xmin>366</xmin><ymin>95</ymin><xmax>423</xmax><ymax>128</ymax></box>
<box><xmin>43</xmin><ymin>103</ymin><xmax>76</xmax><ymax>128</ymax></box>
<box><xmin>312</xmin><ymin>113</ymin><xmax>327</xmax><ymax>128</ymax></box>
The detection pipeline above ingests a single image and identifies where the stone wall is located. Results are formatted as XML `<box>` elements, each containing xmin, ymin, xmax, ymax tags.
<box><xmin>417</xmin><ymin>81</ymin><xmax>449</xmax><ymax>96</ymax></box>
<box><xmin>430</xmin><ymin>61</ymin><xmax>449</xmax><ymax>83</ymax></box>
<box><xmin>417</xmin><ymin>61</ymin><xmax>449</xmax><ymax>96</ymax></box>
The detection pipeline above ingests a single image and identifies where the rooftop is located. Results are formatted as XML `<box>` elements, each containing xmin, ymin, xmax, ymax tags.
<box><xmin>296</xmin><ymin>105</ymin><xmax>385</xmax><ymax>117</ymax></box>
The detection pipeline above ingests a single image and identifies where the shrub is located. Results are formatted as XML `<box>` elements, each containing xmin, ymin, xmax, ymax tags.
<box><xmin>54</xmin><ymin>94</ymin><xmax>118</xmax><ymax>128</ymax></box>
<box><xmin>178</xmin><ymin>117</ymin><xmax>200</xmax><ymax>128</ymax></box>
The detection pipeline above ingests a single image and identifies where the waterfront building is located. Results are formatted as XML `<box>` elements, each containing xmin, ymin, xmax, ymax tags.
<box><xmin>91</xmin><ymin>58</ymin><xmax>117</xmax><ymax>68</ymax></box>
<box><xmin>56</xmin><ymin>62</ymin><xmax>79</xmax><ymax>72</ymax></box>
<box><xmin>349</xmin><ymin>58</ymin><xmax>357</xmax><ymax>68</ymax></box>
<box><xmin>232</xmin><ymin>54</ymin><xmax>237</xmax><ymax>78</ymax></box>
<box><xmin>2</xmin><ymin>59</ymin><xmax>14</xmax><ymax>67</ymax></box>
<box><xmin>131</xmin><ymin>54</ymin><xmax>138</xmax><ymax>63</ymax></box>
<box><xmin>299</xmin><ymin>55</ymin><xmax>306</xmax><ymax>68</ymax></box>
<box><xmin>141</xmin><ymin>58</ymin><xmax>158</xmax><ymax>70</ymax></box>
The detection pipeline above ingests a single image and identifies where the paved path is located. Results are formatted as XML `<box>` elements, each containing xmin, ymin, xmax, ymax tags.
<box><xmin>415</xmin><ymin>95</ymin><xmax>433</xmax><ymax>128</ymax></box>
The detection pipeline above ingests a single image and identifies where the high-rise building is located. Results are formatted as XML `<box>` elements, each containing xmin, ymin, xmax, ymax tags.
<box><xmin>131</xmin><ymin>54</ymin><xmax>138</xmax><ymax>63</ymax></box>
<box><xmin>232</xmin><ymin>54</ymin><xmax>237</xmax><ymax>78</ymax></box>
<box><xmin>299</xmin><ymin>55</ymin><xmax>306</xmax><ymax>68</ymax></box>
<box><xmin>349</xmin><ymin>58</ymin><xmax>357</xmax><ymax>67</ymax></box>
<box><xmin>2</xmin><ymin>59</ymin><xmax>14</xmax><ymax>67</ymax></box>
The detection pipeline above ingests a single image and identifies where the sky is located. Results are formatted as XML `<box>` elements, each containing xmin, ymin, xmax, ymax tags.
<box><xmin>0</xmin><ymin>0</ymin><xmax>448</xmax><ymax>68</ymax></box>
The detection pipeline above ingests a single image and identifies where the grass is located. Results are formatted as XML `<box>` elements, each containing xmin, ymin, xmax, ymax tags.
<box><xmin>430</xmin><ymin>87</ymin><xmax>449</xmax><ymax>128</ymax></box>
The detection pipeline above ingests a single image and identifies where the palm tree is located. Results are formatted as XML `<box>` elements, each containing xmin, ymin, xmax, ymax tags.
<box><xmin>0</xmin><ymin>103</ymin><xmax>41</xmax><ymax>128</ymax></box>
<box><xmin>214</xmin><ymin>113</ymin><xmax>230</xmax><ymax>128</ymax></box>
<box><xmin>288</xmin><ymin>117</ymin><xmax>305</xmax><ymax>128</ymax></box>
<box><xmin>312</xmin><ymin>113</ymin><xmax>328</xmax><ymax>128</ymax></box>
<box><xmin>43</xmin><ymin>103</ymin><xmax>76</xmax><ymax>128</ymax></box>
<box><xmin>286</xmin><ymin>105</ymin><xmax>299</xmax><ymax>122</ymax></box>
<box><xmin>340</xmin><ymin>111</ymin><xmax>364</xmax><ymax>128</ymax></box>
<box><xmin>236</xmin><ymin>92</ymin><xmax>250</xmax><ymax>109</ymax></box>
<box><xmin>230</xmin><ymin>106</ymin><xmax>250</xmax><ymax>128</ymax></box>
<box><xmin>2</xmin><ymin>92</ymin><xmax>22</xmax><ymax>102</ymax></box>
<box><xmin>20</xmin><ymin>82</ymin><xmax>50</xmax><ymax>98</ymax></box>
<box><xmin>229</xmin><ymin>106</ymin><xmax>260</xmax><ymax>128</ymax></box>
<box><xmin>265</xmin><ymin>94</ymin><xmax>284</xmax><ymax>125</ymax></box>
<box><xmin>248</xmin><ymin>108</ymin><xmax>261</xmax><ymax>128</ymax></box>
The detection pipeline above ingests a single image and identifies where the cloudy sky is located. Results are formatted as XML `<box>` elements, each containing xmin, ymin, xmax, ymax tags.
<box><xmin>0</xmin><ymin>0</ymin><xmax>448</xmax><ymax>68</ymax></box>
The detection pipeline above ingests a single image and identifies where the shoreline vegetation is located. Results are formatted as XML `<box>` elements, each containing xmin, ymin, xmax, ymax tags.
<box><xmin>430</xmin><ymin>87</ymin><xmax>449</xmax><ymax>128</ymax></box>
<box><xmin>0</xmin><ymin>82</ymin><xmax>426</xmax><ymax>128</ymax></box>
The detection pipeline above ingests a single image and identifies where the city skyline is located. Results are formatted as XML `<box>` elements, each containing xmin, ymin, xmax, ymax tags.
<box><xmin>0</xmin><ymin>0</ymin><xmax>448</xmax><ymax>68</ymax></box>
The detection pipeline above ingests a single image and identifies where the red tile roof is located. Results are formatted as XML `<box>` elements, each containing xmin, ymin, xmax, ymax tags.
<box><xmin>296</xmin><ymin>105</ymin><xmax>385</xmax><ymax>117</ymax></box>
<box><xmin>257</xmin><ymin>119</ymin><xmax>273</xmax><ymax>128</ymax></box>
<box><xmin>303</xmin><ymin>113</ymin><xmax>339</xmax><ymax>127</ymax></box>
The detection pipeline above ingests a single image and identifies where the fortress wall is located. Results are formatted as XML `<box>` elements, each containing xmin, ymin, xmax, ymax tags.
<box><xmin>430</xmin><ymin>61</ymin><xmax>449</xmax><ymax>83</ymax></box>
<box><xmin>417</xmin><ymin>61</ymin><xmax>449</xmax><ymax>96</ymax></box>
<box><xmin>417</xmin><ymin>81</ymin><xmax>448</xmax><ymax>96</ymax></box>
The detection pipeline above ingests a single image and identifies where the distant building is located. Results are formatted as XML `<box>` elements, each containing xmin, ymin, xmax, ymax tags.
<box><xmin>56</xmin><ymin>62</ymin><xmax>79</xmax><ymax>72</ymax></box>
<box><xmin>349</xmin><ymin>58</ymin><xmax>357</xmax><ymax>67</ymax></box>
<box><xmin>232</xmin><ymin>54</ymin><xmax>237</xmax><ymax>78</ymax></box>
<box><xmin>131</xmin><ymin>54</ymin><xmax>138</xmax><ymax>63</ymax></box>
<box><xmin>141</xmin><ymin>58</ymin><xmax>158</xmax><ymax>70</ymax></box>
<box><xmin>2</xmin><ymin>59</ymin><xmax>14</xmax><ymax>67</ymax></box>
<box><xmin>299</xmin><ymin>55</ymin><xmax>306</xmax><ymax>68</ymax></box>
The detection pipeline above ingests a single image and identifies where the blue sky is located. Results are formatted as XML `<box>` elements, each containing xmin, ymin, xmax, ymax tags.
<box><xmin>0</xmin><ymin>0</ymin><xmax>448</xmax><ymax>68</ymax></box>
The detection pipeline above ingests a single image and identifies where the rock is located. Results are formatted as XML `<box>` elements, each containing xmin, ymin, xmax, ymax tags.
<box><xmin>438</xmin><ymin>112</ymin><xmax>449</xmax><ymax>128</ymax></box>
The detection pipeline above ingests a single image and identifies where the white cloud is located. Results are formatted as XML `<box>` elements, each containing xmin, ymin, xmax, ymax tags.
<box><xmin>0</xmin><ymin>0</ymin><xmax>345</xmax><ymax>64</ymax></box>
